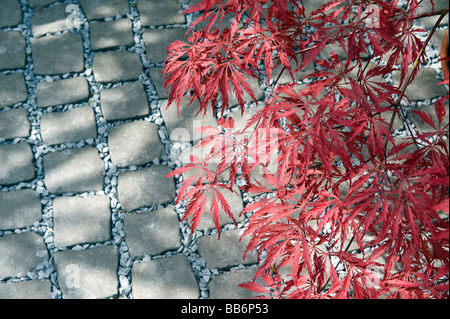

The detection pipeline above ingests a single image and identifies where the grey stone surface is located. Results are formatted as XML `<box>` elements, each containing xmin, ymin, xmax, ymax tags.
<box><xmin>0</xmin><ymin>0</ymin><xmax>22</xmax><ymax>29</ymax></box>
<box><xmin>43</xmin><ymin>146</ymin><xmax>105</xmax><ymax>194</ymax></box>
<box><xmin>93</xmin><ymin>51</ymin><xmax>143</xmax><ymax>83</ymax></box>
<box><xmin>54</xmin><ymin>245</ymin><xmax>119</xmax><ymax>299</ymax></box>
<box><xmin>0</xmin><ymin>31</ymin><xmax>26</xmax><ymax>71</ymax></box>
<box><xmin>100</xmin><ymin>81</ymin><xmax>150</xmax><ymax>121</ymax></box>
<box><xmin>108</xmin><ymin>121</ymin><xmax>165</xmax><ymax>167</ymax></box>
<box><xmin>138</xmin><ymin>0</ymin><xmax>185</xmax><ymax>26</ymax></box>
<box><xmin>0</xmin><ymin>189</ymin><xmax>42</xmax><ymax>230</ymax></box>
<box><xmin>90</xmin><ymin>19</ymin><xmax>134</xmax><ymax>51</ymax></box>
<box><xmin>0</xmin><ymin>279</ymin><xmax>52</xmax><ymax>299</ymax></box>
<box><xmin>0</xmin><ymin>232</ymin><xmax>49</xmax><ymax>279</ymax></box>
<box><xmin>0</xmin><ymin>74</ymin><xmax>28</xmax><ymax>109</ymax></box>
<box><xmin>143</xmin><ymin>28</ymin><xmax>186</xmax><ymax>63</ymax></box>
<box><xmin>79</xmin><ymin>0</ymin><xmax>129</xmax><ymax>21</ymax></box>
<box><xmin>408</xmin><ymin>102</ymin><xmax>450</xmax><ymax>133</ymax></box>
<box><xmin>209</xmin><ymin>265</ymin><xmax>259</xmax><ymax>299</ymax></box>
<box><xmin>36</xmin><ymin>77</ymin><xmax>90</xmax><ymax>108</ymax></box>
<box><xmin>197</xmin><ymin>229</ymin><xmax>258</xmax><ymax>269</ymax></box>
<box><xmin>0</xmin><ymin>108</ymin><xmax>31</xmax><ymax>140</ymax></box>
<box><xmin>0</xmin><ymin>143</ymin><xmax>35</xmax><ymax>186</ymax></box>
<box><xmin>124</xmin><ymin>207</ymin><xmax>181</xmax><ymax>258</ymax></box>
<box><xmin>31</xmin><ymin>33</ymin><xmax>84</xmax><ymax>75</ymax></box>
<box><xmin>227</xmin><ymin>76</ymin><xmax>265</xmax><ymax>107</ymax></box>
<box><xmin>117</xmin><ymin>165</ymin><xmax>175</xmax><ymax>211</ymax></box>
<box><xmin>28</xmin><ymin>0</ymin><xmax>58</xmax><ymax>8</ymax></box>
<box><xmin>40</xmin><ymin>106</ymin><xmax>97</xmax><ymax>145</ymax></box>
<box><xmin>53</xmin><ymin>195</ymin><xmax>111</xmax><ymax>247</ymax></box>
<box><xmin>31</xmin><ymin>4</ymin><xmax>71</xmax><ymax>38</ymax></box>
<box><xmin>148</xmin><ymin>67</ymin><xmax>168</xmax><ymax>98</ymax></box>
<box><xmin>132</xmin><ymin>254</ymin><xmax>199</xmax><ymax>299</ymax></box>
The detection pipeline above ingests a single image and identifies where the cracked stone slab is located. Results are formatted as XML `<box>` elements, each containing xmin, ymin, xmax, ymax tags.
<box><xmin>0</xmin><ymin>143</ymin><xmax>35</xmax><ymax>186</ymax></box>
<box><xmin>117</xmin><ymin>165</ymin><xmax>175</xmax><ymax>211</ymax></box>
<box><xmin>108</xmin><ymin>121</ymin><xmax>165</xmax><ymax>168</ymax></box>
<box><xmin>100</xmin><ymin>81</ymin><xmax>149</xmax><ymax>121</ymax></box>
<box><xmin>93</xmin><ymin>51</ymin><xmax>143</xmax><ymax>83</ymax></box>
<box><xmin>0</xmin><ymin>232</ymin><xmax>49</xmax><ymax>279</ymax></box>
<box><xmin>0</xmin><ymin>108</ymin><xmax>30</xmax><ymax>140</ymax></box>
<box><xmin>132</xmin><ymin>254</ymin><xmax>199</xmax><ymax>299</ymax></box>
<box><xmin>0</xmin><ymin>74</ymin><xmax>28</xmax><ymax>109</ymax></box>
<box><xmin>36</xmin><ymin>77</ymin><xmax>90</xmax><ymax>108</ymax></box>
<box><xmin>209</xmin><ymin>265</ymin><xmax>259</xmax><ymax>299</ymax></box>
<box><xmin>0</xmin><ymin>31</ymin><xmax>26</xmax><ymax>71</ymax></box>
<box><xmin>0</xmin><ymin>279</ymin><xmax>52</xmax><ymax>299</ymax></box>
<box><xmin>90</xmin><ymin>18</ymin><xmax>134</xmax><ymax>51</ymax></box>
<box><xmin>0</xmin><ymin>189</ymin><xmax>42</xmax><ymax>230</ymax></box>
<box><xmin>53</xmin><ymin>195</ymin><xmax>111</xmax><ymax>247</ymax></box>
<box><xmin>40</xmin><ymin>106</ymin><xmax>97</xmax><ymax>146</ymax></box>
<box><xmin>124</xmin><ymin>207</ymin><xmax>182</xmax><ymax>258</ymax></box>
<box><xmin>31</xmin><ymin>33</ymin><xmax>84</xmax><ymax>75</ymax></box>
<box><xmin>0</xmin><ymin>0</ymin><xmax>22</xmax><ymax>29</ymax></box>
<box><xmin>43</xmin><ymin>146</ymin><xmax>105</xmax><ymax>194</ymax></box>
<box><xmin>138</xmin><ymin>0</ymin><xmax>186</xmax><ymax>26</ymax></box>
<box><xmin>54</xmin><ymin>245</ymin><xmax>119</xmax><ymax>299</ymax></box>
<box><xmin>79</xmin><ymin>0</ymin><xmax>129</xmax><ymax>21</ymax></box>
<box><xmin>143</xmin><ymin>28</ymin><xmax>186</xmax><ymax>63</ymax></box>
<box><xmin>31</xmin><ymin>4</ymin><xmax>72</xmax><ymax>38</ymax></box>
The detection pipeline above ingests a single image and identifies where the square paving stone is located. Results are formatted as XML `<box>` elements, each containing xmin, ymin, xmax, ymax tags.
<box><xmin>148</xmin><ymin>67</ymin><xmax>168</xmax><ymax>98</ymax></box>
<box><xmin>36</xmin><ymin>77</ymin><xmax>90</xmax><ymax>108</ymax></box>
<box><xmin>108</xmin><ymin>121</ymin><xmax>165</xmax><ymax>168</ymax></box>
<box><xmin>138</xmin><ymin>0</ymin><xmax>186</xmax><ymax>26</ymax></box>
<box><xmin>93</xmin><ymin>51</ymin><xmax>143</xmax><ymax>83</ymax></box>
<box><xmin>132</xmin><ymin>254</ymin><xmax>199</xmax><ymax>299</ymax></box>
<box><xmin>54</xmin><ymin>245</ymin><xmax>119</xmax><ymax>299</ymax></box>
<box><xmin>0</xmin><ymin>0</ymin><xmax>22</xmax><ymax>28</ymax></box>
<box><xmin>0</xmin><ymin>232</ymin><xmax>49</xmax><ymax>279</ymax></box>
<box><xmin>197</xmin><ymin>229</ymin><xmax>258</xmax><ymax>269</ymax></box>
<box><xmin>28</xmin><ymin>0</ymin><xmax>58</xmax><ymax>7</ymax></box>
<box><xmin>100</xmin><ymin>81</ymin><xmax>149</xmax><ymax>121</ymax></box>
<box><xmin>31</xmin><ymin>33</ymin><xmax>84</xmax><ymax>75</ymax></box>
<box><xmin>40</xmin><ymin>106</ymin><xmax>97</xmax><ymax>146</ymax></box>
<box><xmin>124</xmin><ymin>207</ymin><xmax>181</xmax><ymax>258</ymax></box>
<box><xmin>0</xmin><ymin>279</ymin><xmax>52</xmax><ymax>299</ymax></box>
<box><xmin>79</xmin><ymin>0</ymin><xmax>129</xmax><ymax>21</ymax></box>
<box><xmin>0</xmin><ymin>189</ymin><xmax>42</xmax><ymax>230</ymax></box>
<box><xmin>209</xmin><ymin>265</ymin><xmax>259</xmax><ymax>299</ymax></box>
<box><xmin>31</xmin><ymin>4</ymin><xmax>71</xmax><ymax>38</ymax></box>
<box><xmin>0</xmin><ymin>74</ymin><xmax>28</xmax><ymax>109</ymax></box>
<box><xmin>0</xmin><ymin>143</ymin><xmax>35</xmax><ymax>186</ymax></box>
<box><xmin>43</xmin><ymin>146</ymin><xmax>105</xmax><ymax>194</ymax></box>
<box><xmin>90</xmin><ymin>18</ymin><xmax>134</xmax><ymax>51</ymax></box>
<box><xmin>117</xmin><ymin>165</ymin><xmax>175</xmax><ymax>211</ymax></box>
<box><xmin>0</xmin><ymin>31</ymin><xmax>26</xmax><ymax>71</ymax></box>
<box><xmin>143</xmin><ymin>28</ymin><xmax>186</xmax><ymax>63</ymax></box>
<box><xmin>0</xmin><ymin>108</ymin><xmax>31</xmax><ymax>140</ymax></box>
<box><xmin>53</xmin><ymin>195</ymin><xmax>111</xmax><ymax>247</ymax></box>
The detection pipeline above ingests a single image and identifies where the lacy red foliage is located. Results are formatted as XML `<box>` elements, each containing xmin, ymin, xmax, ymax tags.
<box><xmin>163</xmin><ymin>0</ymin><xmax>449</xmax><ymax>298</ymax></box>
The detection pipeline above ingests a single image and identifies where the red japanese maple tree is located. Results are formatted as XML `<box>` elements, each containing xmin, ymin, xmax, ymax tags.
<box><xmin>163</xmin><ymin>0</ymin><xmax>449</xmax><ymax>298</ymax></box>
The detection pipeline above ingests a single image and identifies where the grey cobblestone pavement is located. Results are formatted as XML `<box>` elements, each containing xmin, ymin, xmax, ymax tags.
<box><xmin>0</xmin><ymin>0</ymin><xmax>448</xmax><ymax>299</ymax></box>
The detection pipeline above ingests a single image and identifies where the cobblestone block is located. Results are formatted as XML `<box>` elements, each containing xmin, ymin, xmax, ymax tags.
<box><xmin>93</xmin><ymin>51</ymin><xmax>143</xmax><ymax>83</ymax></box>
<box><xmin>31</xmin><ymin>33</ymin><xmax>84</xmax><ymax>75</ymax></box>
<box><xmin>79</xmin><ymin>0</ymin><xmax>129</xmax><ymax>21</ymax></box>
<box><xmin>0</xmin><ymin>143</ymin><xmax>35</xmax><ymax>186</ymax></box>
<box><xmin>138</xmin><ymin>0</ymin><xmax>185</xmax><ymax>26</ymax></box>
<box><xmin>28</xmin><ymin>0</ymin><xmax>58</xmax><ymax>8</ymax></box>
<box><xmin>0</xmin><ymin>0</ymin><xmax>22</xmax><ymax>29</ymax></box>
<box><xmin>0</xmin><ymin>31</ymin><xmax>26</xmax><ymax>71</ymax></box>
<box><xmin>36</xmin><ymin>77</ymin><xmax>90</xmax><ymax>108</ymax></box>
<box><xmin>31</xmin><ymin>4</ymin><xmax>71</xmax><ymax>38</ymax></box>
<box><xmin>0</xmin><ymin>232</ymin><xmax>49</xmax><ymax>279</ymax></box>
<box><xmin>90</xmin><ymin>18</ymin><xmax>134</xmax><ymax>51</ymax></box>
<box><xmin>0</xmin><ymin>189</ymin><xmax>41</xmax><ymax>230</ymax></box>
<box><xmin>0</xmin><ymin>74</ymin><xmax>28</xmax><ymax>109</ymax></box>
<box><xmin>408</xmin><ymin>102</ymin><xmax>450</xmax><ymax>133</ymax></box>
<box><xmin>124</xmin><ymin>207</ymin><xmax>181</xmax><ymax>258</ymax></box>
<box><xmin>143</xmin><ymin>28</ymin><xmax>186</xmax><ymax>63</ymax></box>
<box><xmin>209</xmin><ymin>265</ymin><xmax>259</xmax><ymax>299</ymax></box>
<box><xmin>54</xmin><ymin>245</ymin><xmax>119</xmax><ymax>299</ymax></box>
<box><xmin>415</xmin><ymin>0</ymin><xmax>449</xmax><ymax>29</ymax></box>
<box><xmin>132</xmin><ymin>254</ymin><xmax>199</xmax><ymax>299</ymax></box>
<box><xmin>160</xmin><ymin>99</ymin><xmax>218</xmax><ymax>143</ymax></box>
<box><xmin>108</xmin><ymin>121</ymin><xmax>165</xmax><ymax>167</ymax></box>
<box><xmin>117</xmin><ymin>165</ymin><xmax>175</xmax><ymax>211</ymax></box>
<box><xmin>0</xmin><ymin>108</ymin><xmax>30</xmax><ymax>140</ymax></box>
<box><xmin>53</xmin><ymin>195</ymin><xmax>111</xmax><ymax>247</ymax></box>
<box><xmin>43</xmin><ymin>146</ymin><xmax>105</xmax><ymax>194</ymax></box>
<box><xmin>0</xmin><ymin>279</ymin><xmax>52</xmax><ymax>299</ymax></box>
<box><xmin>40</xmin><ymin>106</ymin><xmax>97</xmax><ymax>145</ymax></box>
<box><xmin>148</xmin><ymin>67</ymin><xmax>168</xmax><ymax>98</ymax></box>
<box><xmin>197</xmin><ymin>229</ymin><xmax>258</xmax><ymax>269</ymax></box>
<box><xmin>100</xmin><ymin>81</ymin><xmax>150</xmax><ymax>121</ymax></box>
